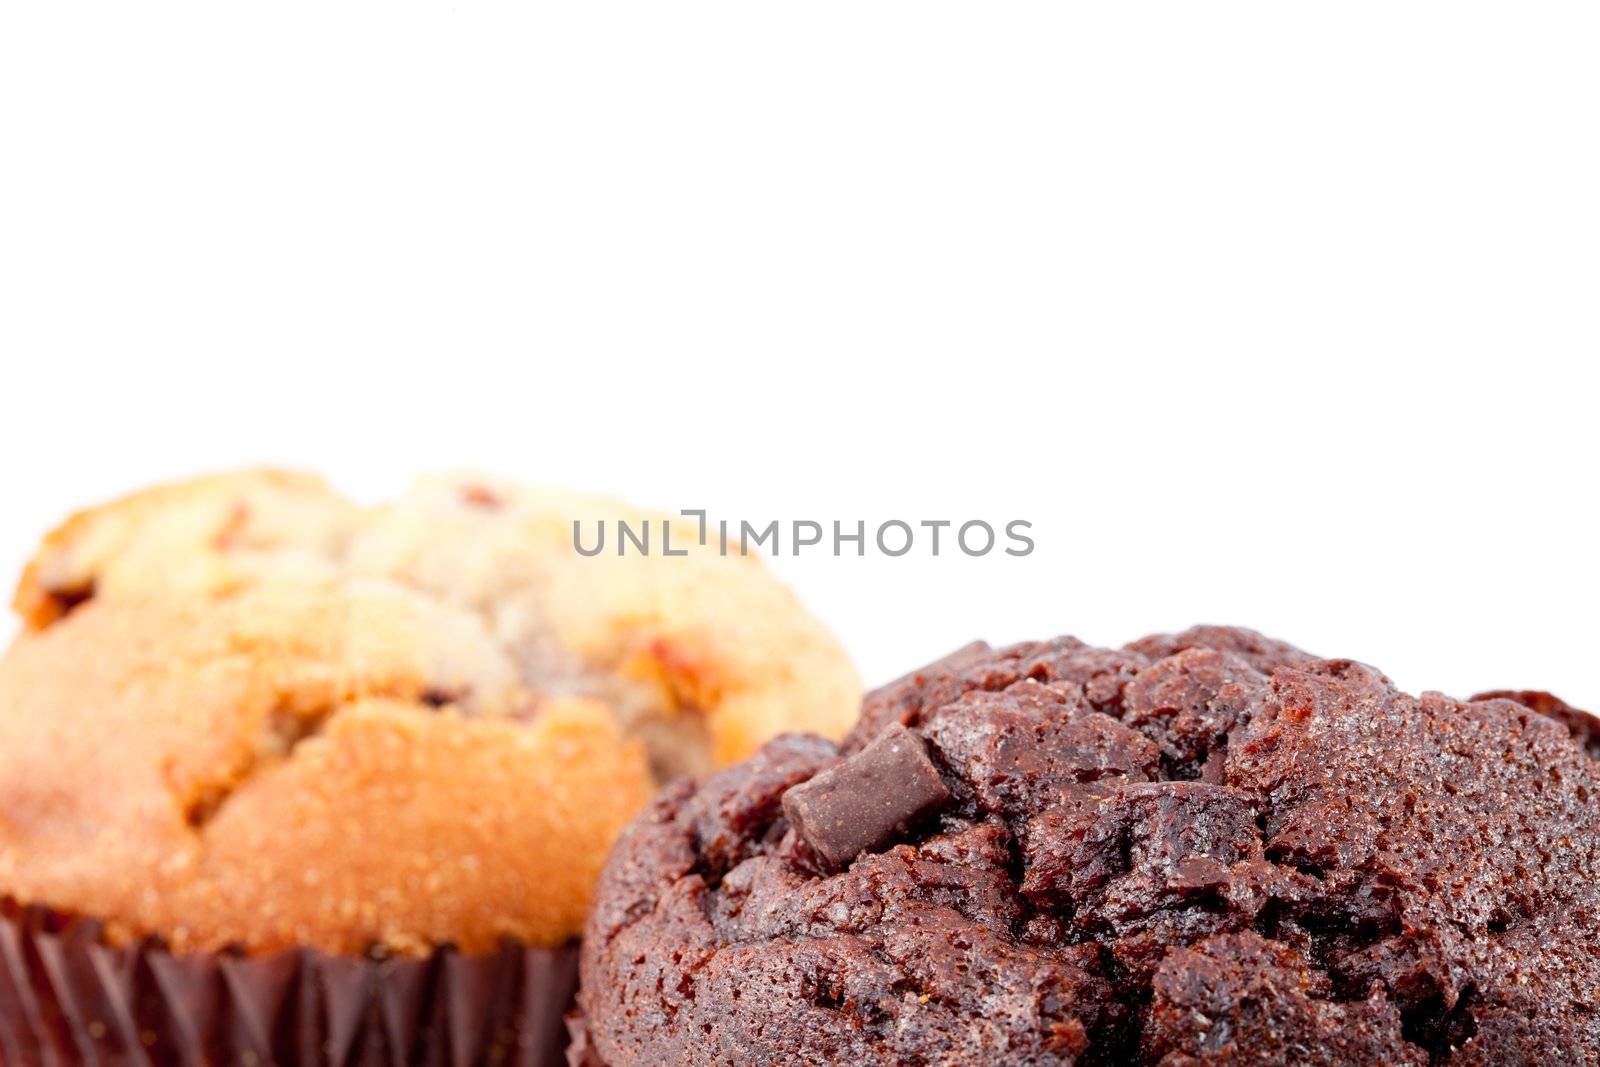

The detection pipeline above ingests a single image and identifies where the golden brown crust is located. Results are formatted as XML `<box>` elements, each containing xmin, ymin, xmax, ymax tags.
<box><xmin>0</xmin><ymin>588</ymin><xmax>652</xmax><ymax>955</ymax></box>
<box><xmin>13</xmin><ymin>469</ymin><xmax>355</xmax><ymax>629</ymax></box>
<box><xmin>0</xmin><ymin>471</ymin><xmax>860</xmax><ymax>954</ymax></box>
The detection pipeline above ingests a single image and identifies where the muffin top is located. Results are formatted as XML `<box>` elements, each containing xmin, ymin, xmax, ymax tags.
<box><xmin>0</xmin><ymin>471</ymin><xmax>860</xmax><ymax>954</ymax></box>
<box><xmin>579</xmin><ymin>627</ymin><xmax>1600</xmax><ymax>1066</ymax></box>
<box><xmin>12</xmin><ymin>470</ymin><xmax>860</xmax><ymax>776</ymax></box>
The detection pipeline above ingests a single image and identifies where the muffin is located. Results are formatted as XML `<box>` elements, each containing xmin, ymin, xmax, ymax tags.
<box><xmin>577</xmin><ymin>627</ymin><xmax>1600</xmax><ymax>1065</ymax></box>
<box><xmin>0</xmin><ymin>471</ymin><xmax>860</xmax><ymax>1065</ymax></box>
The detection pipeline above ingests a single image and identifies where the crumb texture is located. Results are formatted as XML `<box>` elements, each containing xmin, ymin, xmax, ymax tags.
<box><xmin>579</xmin><ymin>628</ymin><xmax>1600</xmax><ymax>1066</ymax></box>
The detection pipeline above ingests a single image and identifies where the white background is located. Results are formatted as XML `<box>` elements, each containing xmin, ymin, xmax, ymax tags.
<box><xmin>1</xmin><ymin>4</ymin><xmax>1595</xmax><ymax>705</ymax></box>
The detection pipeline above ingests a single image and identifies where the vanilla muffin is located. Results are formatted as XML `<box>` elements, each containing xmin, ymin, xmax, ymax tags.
<box><xmin>0</xmin><ymin>471</ymin><xmax>859</xmax><ymax>1065</ymax></box>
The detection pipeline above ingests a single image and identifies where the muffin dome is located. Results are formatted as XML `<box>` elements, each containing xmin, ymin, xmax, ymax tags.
<box><xmin>13</xmin><ymin>469</ymin><xmax>860</xmax><ymax>776</ymax></box>
<box><xmin>0</xmin><ymin>471</ymin><xmax>860</xmax><ymax>954</ymax></box>
<box><xmin>578</xmin><ymin>628</ymin><xmax>1600</xmax><ymax>1065</ymax></box>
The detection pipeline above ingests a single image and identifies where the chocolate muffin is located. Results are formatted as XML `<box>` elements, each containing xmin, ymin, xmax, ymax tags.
<box><xmin>0</xmin><ymin>471</ymin><xmax>860</xmax><ymax>1065</ymax></box>
<box><xmin>578</xmin><ymin>628</ymin><xmax>1600</xmax><ymax>1065</ymax></box>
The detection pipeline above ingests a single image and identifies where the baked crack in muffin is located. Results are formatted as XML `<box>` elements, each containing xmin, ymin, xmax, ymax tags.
<box><xmin>0</xmin><ymin>470</ymin><xmax>859</xmax><ymax>1065</ymax></box>
<box><xmin>578</xmin><ymin>628</ymin><xmax>1599</xmax><ymax>1066</ymax></box>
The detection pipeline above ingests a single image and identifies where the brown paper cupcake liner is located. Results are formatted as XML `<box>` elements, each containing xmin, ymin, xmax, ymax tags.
<box><xmin>0</xmin><ymin>900</ymin><xmax>577</xmax><ymax>1067</ymax></box>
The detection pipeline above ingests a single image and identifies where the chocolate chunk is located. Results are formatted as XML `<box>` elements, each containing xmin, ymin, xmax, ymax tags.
<box><xmin>780</xmin><ymin>722</ymin><xmax>950</xmax><ymax>870</ymax></box>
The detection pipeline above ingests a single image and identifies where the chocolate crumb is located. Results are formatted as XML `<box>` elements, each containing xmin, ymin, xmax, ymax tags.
<box><xmin>780</xmin><ymin>722</ymin><xmax>950</xmax><ymax>871</ymax></box>
<box><xmin>1473</xmin><ymin>688</ymin><xmax>1600</xmax><ymax>759</ymax></box>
